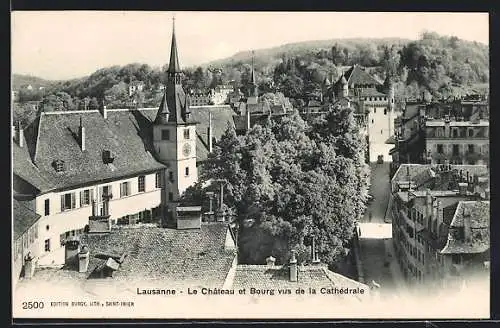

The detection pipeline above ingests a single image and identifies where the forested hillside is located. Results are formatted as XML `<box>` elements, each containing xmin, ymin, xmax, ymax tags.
<box><xmin>12</xmin><ymin>32</ymin><xmax>488</xmax><ymax>125</ymax></box>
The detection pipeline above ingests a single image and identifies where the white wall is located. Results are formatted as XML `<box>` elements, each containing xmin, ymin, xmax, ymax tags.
<box><xmin>366</xmin><ymin>103</ymin><xmax>394</xmax><ymax>163</ymax></box>
<box><xmin>34</xmin><ymin>172</ymin><xmax>162</xmax><ymax>266</ymax></box>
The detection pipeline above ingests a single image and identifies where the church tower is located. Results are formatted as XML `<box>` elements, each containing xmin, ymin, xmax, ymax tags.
<box><xmin>247</xmin><ymin>51</ymin><xmax>259</xmax><ymax>104</ymax></box>
<box><xmin>153</xmin><ymin>17</ymin><xmax>198</xmax><ymax>208</ymax></box>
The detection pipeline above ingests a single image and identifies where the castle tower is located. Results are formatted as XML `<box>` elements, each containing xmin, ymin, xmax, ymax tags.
<box><xmin>153</xmin><ymin>17</ymin><xmax>198</xmax><ymax>208</ymax></box>
<box><xmin>339</xmin><ymin>73</ymin><xmax>348</xmax><ymax>98</ymax></box>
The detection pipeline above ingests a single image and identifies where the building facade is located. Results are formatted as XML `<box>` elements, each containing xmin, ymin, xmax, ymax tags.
<box><xmin>390</xmin><ymin>163</ymin><xmax>489</xmax><ymax>290</ymax></box>
<box><xmin>12</xmin><ymin>20</ymin><xmax>235</xmax><ymax>275</ymax></box>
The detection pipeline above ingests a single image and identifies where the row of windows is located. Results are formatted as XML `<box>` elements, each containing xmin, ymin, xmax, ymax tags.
<box><xmin>431</xmin><ymin>127</ymin><xmax>487</xmax><ymax>138</ymax></box>
<box><xmin>57</xmin><ymin>174</ymin><xmax>161</xmax><ymax>213</ymax></box>
<box><xmin>436</xmin><ymin>144</ymin><xmax>484</xmax><ymax>155</ymax></box>
<box><xmin>161</xmin><ymin>128</ymin><xmax>191</xmax><ymax>141</ymax></box>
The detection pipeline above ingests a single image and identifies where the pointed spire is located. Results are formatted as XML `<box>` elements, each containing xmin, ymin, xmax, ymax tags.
<box><xmin>251</xmin><ymin>50</ymin><xmax>256</xmax><ymax>85</ymax></box>
<box><xmin>155</xmin><ymin>91</ymin><xmax>170</xmax><ymax>123</ymax></box>
<box><xmin>168</xmin><ymin>15</ymin><xmax>181</xmax><ymax>74</ymax></box>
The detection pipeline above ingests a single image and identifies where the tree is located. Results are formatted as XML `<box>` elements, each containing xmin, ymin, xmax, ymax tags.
<box><xmin>185</xmin><ymin>110</ymin><xmax>367</xmax><ymax>268</ymax></box>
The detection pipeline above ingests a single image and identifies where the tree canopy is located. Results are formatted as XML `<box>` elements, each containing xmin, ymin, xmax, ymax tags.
<box><xmin>182</xmin><ymin>108</ymin><xmax>369</xmax><ymax>269</ymax></box>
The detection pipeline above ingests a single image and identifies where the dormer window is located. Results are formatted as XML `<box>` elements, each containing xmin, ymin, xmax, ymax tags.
<box><xmin>53</xmin><ymin>160</ymin><xmax>66</xmax><ymax>172</ymax></box>
<box><xmin>103</xmin><ymin>150</ymin><xmax>114</xmax><ymax>164</ymax></box>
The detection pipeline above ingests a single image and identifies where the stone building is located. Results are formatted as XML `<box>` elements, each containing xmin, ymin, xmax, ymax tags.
<box><xmin>390</xmin><ymin>163</ymin><xmax>489</xmax><ymax>290</ymax></box>
<box><xmin>321</xmin><ymin>65</ymin><xmax>396</xmax><ymax>163</ymax></box>
<box><xmin>12</xmin><ymin>18</ymin><xmax>234</xmax><ymax>274</ymax></box>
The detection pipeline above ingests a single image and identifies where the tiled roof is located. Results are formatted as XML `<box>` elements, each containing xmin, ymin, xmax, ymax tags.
<box><xmin>343</xmin><ymin>65</ymin><xmax>382</xmax><ymax>87</ymax></box>
<box><xmin>359</xmin><ymin>88</ymin><xmax>387</xmax><ymax>98</ymax></box>
<box><xmin>15</xmin><ymin>109</ymin><xmax>166</xmax><ymax>194</ymax></box>
<box><xmin>441</xmin><ymin>201</ymin><xmax>490</xmax><ymax>254</ymax></box>
<box><xmin>392</xmin><ymin>164</ymin><xmax>489</xmax><ymax>187</ymax></box>
<box><xmin>24</xmin><ymin>223</ymin><xmax>236</xmax><ymax>288</ymax></box>
<box><xmin>231</xmin><ymin>264</ymin><xmax>368</xmax><ymax>299</ymax></box>
<box><xmin>190</xmin><ymin>106</ymin><xmax>236</xmax><ymax>162</ymax></box>
<box><xmin>13</xmin><ymin>198</ymin><xmax>41</xmax><ymax>241</ymax></box>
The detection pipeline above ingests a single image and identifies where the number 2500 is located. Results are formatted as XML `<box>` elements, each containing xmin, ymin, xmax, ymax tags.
<box><xmin>22</xmin><ymin>301</ymin><xmax>44</xmax><ymax>309</ymax></box>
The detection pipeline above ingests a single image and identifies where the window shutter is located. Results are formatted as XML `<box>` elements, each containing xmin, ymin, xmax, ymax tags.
<box><xmin>71</xmin><ymin>193</ymin><xmax>76</xmax><ymax>209</ymax></box>
<box><xmin>61</xmin><ymin>195</ymin><xmax>65</xmax><ymax>212</ymax></box>
<box><xmin>90</xmin><ymin>189</ymin><xmax>94</xmax><ymax>203</ymax></box>
<box><xmin>80</xmin><ymin>191</ymin><xmax>84</xmax><ymax>207</ymax></box>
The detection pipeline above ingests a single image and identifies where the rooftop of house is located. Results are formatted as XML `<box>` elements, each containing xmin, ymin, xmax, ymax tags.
<box><xmin>392</xmin><ymin>164</ymin><xmax>489</xmax><ymax>187</ymax></box>
<box><xmin>425</xmin><ymin>120</ymin><xmax>489</xmax><ymax>127</ymax></box>
<box><xmin>342</xmin><ymin>64</ymin><xmax>383</xmax><ymax>88</ymax></box>
<box><xmin>18</xmin><ymin>223</ymin><xmax>236</xmax><ymax>288</ymax></box>
<box><xmin>441</xmin><ymin>201</ymin><xmax>490</xmax><ymax>255</ymax></box>
<box><xmin>15</xmin><ymin>109</ymin><xmax>167</xmax><ymax>194</ymax></box>
<box><xmin>13</xmin><ymin>198</ymin><xmax>41</xmax><ymax>241</ymax></box>
<box><xmin>14</xmin><ymin>105</ymin><xmax>237</xmax><ymax>193</ymax></box>
<box><xmin>190</xmin><ymin>105</ymin><xmax>236</xmax><ymax>162</ymax></box>
<box><xmin>395</xmin><ymin>190</ymin><xmax>469</xmax><ymax>204</ymax></box>
<box><xmin>231</xmin><ymin>263</ymin><xmax>368</xmax><ymax>299</ymax></box>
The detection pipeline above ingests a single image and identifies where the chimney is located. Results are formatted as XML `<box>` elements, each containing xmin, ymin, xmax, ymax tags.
<box><xmin>100</xmin><ymin>101</ymin><xmax>108</xmax><ymax>119</ymax></box>
<box><xmin>436</xmin><ymin>200</ymin><xmax>443</xmax><ymax>228</ymax></box>
<box><xmin>289</xmin><ymin>250</ymin><xmax>298</xmax><ymax>282</ymax></box>
<box><xmin>64</xmin><ymin>237</ymin><xmax>81</xmax><ymax>268</ymax></box>
<box><xmin>431</xmin><ymin>200</ymin><xmax>438</xmax><ymax>233</ymax></box>
<box><xmin>91</xmin><ymin>199</ymin><xmax>98</xmax><ymax>216</ymax></box>
<box><xmin>78</xmin><ymin>245</ymin><xmax>90</xmax><ymax>273</ymax></box>
<box><xmin>79</xmin><ymin>116</ymin><xmax>86</xmax><ymax>151</ymax></box>
<box><xmin>208</xmin><ymin>111</ymin><xmax>213</xmax><ymax>153</ymax></box>
<box><xmin>311</xmin><ymin>238</ymin><xmax>320</xmax><ymax>264</ymax></box>
<box><xmin>463</xmin><ymin>207</ymin><xmax>472</xmax><ymax>244</ymax></box>
<box><xmin>246</xmin><ymin>108</ymin><xmax>251</xmax><ymax>131</ymax></box>
<box><xmin>458</xmin><ymin>182</ymin><xmax>468</xmax><ymax>195</ymax></box>
<box><xmin>266</xmin><ymin>256</ymin><xmax>276</xmax><ymax>267</ymax></box>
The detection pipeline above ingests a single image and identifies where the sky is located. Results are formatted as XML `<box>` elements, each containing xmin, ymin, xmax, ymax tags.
<box><xmin>11</xmin><ymin>11</ymin><xmax>489</xmax><ymax>80</ymax></box>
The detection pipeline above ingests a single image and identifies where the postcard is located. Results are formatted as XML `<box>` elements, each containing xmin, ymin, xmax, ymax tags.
<box><xmin>11</xmin><ymin>11</ymin><xmax>490</xmax><ymax>319</ymax></box>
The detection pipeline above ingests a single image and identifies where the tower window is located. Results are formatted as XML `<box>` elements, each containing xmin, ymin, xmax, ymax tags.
<box><xmin>44</xmin><ymin>239</ymin><xmax>51</xmax><ymax>252</ymax></box>
<box><xmin>138</xmin><ymin>175</ymin><xmax>146</xmax><ymax>192</ymax></box>
<box><xmin>168</xmin><ymin>192</ymin><xmax>173</xmax><ymax>201</ymax></box>
<box><xmin>169</xmin><ymin>171</ymin><xmax>174</xmax><ymax>182</ymax></box>
<box><xmin>184</xmin><ymin>128</ymin><xmax>190</xmax><ymax>140</ymax></box>
<box><xmin>185</xmin><ymin>167</ymin><xmax>189</xmax><ymax>176</ymax></box>
<box><xmin>384</xmin><ymin>109</ymin><xmax>387</xmax><ymax>115</ymax></box>
<box><xmin>374</xmin><ymin>108</ymin><xmax>376</xmax><ymax>114</ymax></box>
<box><xmin>161</xmin><ymin>129</ymin><xmax>170</xmax><ymax>140</ymax></box>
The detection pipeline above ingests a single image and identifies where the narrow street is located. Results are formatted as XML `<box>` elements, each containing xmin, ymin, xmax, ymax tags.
<box><xmin>357</xmin><ymin>162</ymin><xmax>408</xmax><ymax>299</ymax></box>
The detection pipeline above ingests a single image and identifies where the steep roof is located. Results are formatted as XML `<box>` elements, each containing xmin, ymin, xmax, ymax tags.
<box><xmin>19</xmin><ymin>224</ymin><xmax>236</xmax><ymax>289</ymax></box>
<box><xmin>167</xmin><ymin>18</ymin><xmax>181</xmax><ymax>74</ymax></box>
<box><xmin>14</xmin><ymin>109</ymin><xmax>166</xmax><ymax>194</ymax></box>
<box><xmin>392</xmin><ymin>164</ymin><xmax>489</xmax><ymax>187</ymax></box>
<box><xmin>441</xmin><ymin>201</ymin><xmax>490</xmax><ymax>254</ymax></box>
<box><xmin>343</xmin><ymin>65</ymin><xmax>382</xmax><ymax>87</ymax></box>
<box><xmin>13</xmin><ymin>198</ymin><xmax>41</xmax><ymax>241</ymax></box>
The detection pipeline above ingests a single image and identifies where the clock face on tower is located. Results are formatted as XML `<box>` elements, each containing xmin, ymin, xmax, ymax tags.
<box><xmin>182</xmin><ymin>143</ymin><xmax>192</xmax><ymax>157</ymax></box>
